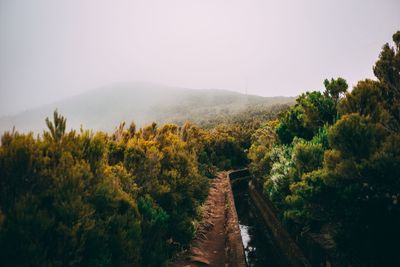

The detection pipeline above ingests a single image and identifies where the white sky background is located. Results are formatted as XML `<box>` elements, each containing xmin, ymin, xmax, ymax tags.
<box><xmin>0</xmin><ymin>0</ymin><xmax>399</xmax><ymax>116</ymax></box>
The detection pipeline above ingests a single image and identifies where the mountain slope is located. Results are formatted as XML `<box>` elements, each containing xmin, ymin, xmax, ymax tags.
<box><xmin>0</xmin><ymin>82</ymin><xmax>295</xmax><ymax>133</ymax></box>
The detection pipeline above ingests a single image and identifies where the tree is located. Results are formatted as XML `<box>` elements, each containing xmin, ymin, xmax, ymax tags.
<box><xmin>276</xmin><ymin>105</ymin><xmax>311</xmax><ymax>144</ymax></box>
<box><xmin>248</xmin><ymin>120</ymin><xmax>278</xmax><ymax>178</ymax></box>
<box><xmin>263</xmin><ymin>145</ymin><xmax>293</xmax><ymax>209</ymax></box>
<box><xmin>328</xmin><ymin>114</ymin><xmax>386</xmax><ymax>160</ymax></box>
<box><xmin>324</xmin><ymin>77</ymin><xmax>348</xmax><ymax>105</ymax></box>
<box><xmin>373</xmin><ymin>31</ymin><xmax>400</xmax><ymax>132</ymax></box>
<box><xmin>292</xmin><ymin>141</ymin><xmax>324</xmax><ymax>176</ymax></box>
<box><xmin>45</xmin><ymin>110</ymin><xmax>66</xmax><ymax>142</ymax></box>
<box><xmin>338</xmin><ymin>79</ymin><xmax>387</xmax><ymax>123</ymax></box>
<box><xmin>276</xmin><ymin>90</ymin><xmax>337</xmax><ymax>144</ymax></box>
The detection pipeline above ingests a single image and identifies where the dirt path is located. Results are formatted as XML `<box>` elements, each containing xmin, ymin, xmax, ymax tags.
<box><xmin>170</xmin><ymin>172</ymin><xmax>246</xmax><ymax>267</ymax></box>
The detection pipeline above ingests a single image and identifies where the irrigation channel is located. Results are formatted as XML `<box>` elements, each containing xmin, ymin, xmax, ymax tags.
<box><xmin>229</xmin><ymin>169</ymin><xmax>311</xmax><ymax>267</ymax></box>
<box><xmin>230</xmin><ymin>172</ymin><xmax>287</xmax><ymax>267</ymax></box>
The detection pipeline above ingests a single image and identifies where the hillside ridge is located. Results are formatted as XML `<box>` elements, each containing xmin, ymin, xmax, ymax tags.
<box><xmin>0</xmin><ymin>82</ymin><xmax>294</xmax><ymax>133</ymax></box>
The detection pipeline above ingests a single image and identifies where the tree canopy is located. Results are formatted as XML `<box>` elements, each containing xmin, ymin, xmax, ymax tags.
<box><xmin>248</xmin><ymin>30</ymin><xmax>400</xmax><ymax>266</ymax></box>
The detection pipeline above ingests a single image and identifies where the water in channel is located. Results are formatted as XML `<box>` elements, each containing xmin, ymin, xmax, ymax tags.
<box><xmin>233</xmin><ymin>180</ymin><xmax>287</xmax><ymax>267</ymax></box>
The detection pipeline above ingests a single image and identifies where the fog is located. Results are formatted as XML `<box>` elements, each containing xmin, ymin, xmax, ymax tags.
<box><xmin>0</xmin><ymin>0</ymin><xmax>399</xmax><ymax>116</ymax></box>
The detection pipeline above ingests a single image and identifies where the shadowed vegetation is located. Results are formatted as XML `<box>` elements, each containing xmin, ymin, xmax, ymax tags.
<box><xmin>248</xmin><ymin>31</ymin><xmax>400</xmax><ymax>266</ymax></box>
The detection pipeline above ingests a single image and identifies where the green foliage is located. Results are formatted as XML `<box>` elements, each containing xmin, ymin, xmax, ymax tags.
<box><xmin>285</xmin><ymin>169</ymin><xmax>328</xmax><ymax>226</ymax></box>
<box><xmin>373</xmin><ymin>31</ymin><xmax>400</xmax><ymax>132</ymax></box>
<box><xmin>263</xmin><ymin>145</ymin><xmax>293</xmax><ymax>209</ymax></box>
<box><xmin>338</xmin><ymin>79</ymin><xmax>388</xmax><ymax>123</ymax></box>
<box><xmin>292</xmin><ymin>140</ymin><xmax>324</xmax><ymax>176</ymax></box>
<box><xmin>323</xmin><ymin>77</ymin><xmax>348</xmax><ymax>104</ymax></box>
<box><xmin>0</xmin><ymin>134</ymin><xmax>143</xmax><ymax>266</ymax></box>
<box><xmin>276</xmin><ymin>90</ymin><xmax>337</xmax><ymax>144</ymax></box>
<box><xmin>108</xmin><ymin>140</ymin><xmax>125</xmax><ymax>165</ymax></box>
<box><xmin>310</xmin><ymin>125</ymin><xmax>330</xmax><ymax>149</ymax></box>
<box><xmin>138</xmin><ymin>196</ymin><xmax>169</xmax><ymax>267</ymax></box>
<box><xmin>248</xmin><ymin>120</ymin><xmax>278</xmax><ymax>178</ymax></box>
<box><xmin>276</xmin><ymin>104</ymin><xmax>312</xmax><ymax>144</ymax></box>
<box><xmin>328</xmin><ymin>114</ymin><xmax>386</xmax><ymax>159</ymax></box>
<box><xmin>298</xmin><ymin>91</ymin><xmax>337</xmax><ymax>130</ymax></box>
<box><xmin>0</xmin><ymin>112</ymin><xmax>211</xmax><ymax>266</ymax></box>
<box><xmin>249</xmin><ymin>31</ymin><xmax>400</xmax><ymax>265</ymax></box>
<box><xmin>45</xmin><ymin>110</ymin><xmax>66</xmax><ymax>143</ymax></box>
<box><xmin>204</xmin><ymin>124</ymin><xmax>249</xmax><ymax>169</ymax></box>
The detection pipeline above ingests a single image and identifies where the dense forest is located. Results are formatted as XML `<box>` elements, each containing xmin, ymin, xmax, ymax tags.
<box><xmin>248</xmin><ymin>31</ymin><xmax>400</xmax><ymax>266</ymax></box>
<box><xmin>0</xmin><ymin>31</ymin><xmax>399</xmax><ymax>266</ymax></box>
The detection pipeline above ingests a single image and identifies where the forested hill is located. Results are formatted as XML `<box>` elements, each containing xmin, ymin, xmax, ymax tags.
<box><xmin>0</xmin><ymin>83</ymin><xmax>294</xmax><ymax>133</ymax></box>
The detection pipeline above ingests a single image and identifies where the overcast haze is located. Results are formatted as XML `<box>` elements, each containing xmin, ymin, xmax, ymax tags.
<box><xmin>1</xmin><ymin>0</ymin><xmax>399</xmax><ymax>116</ymax></box>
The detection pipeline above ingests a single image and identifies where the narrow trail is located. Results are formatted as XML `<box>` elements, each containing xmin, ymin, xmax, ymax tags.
<box><xmin>171</xmin><ymin>172</ymin><xmax>246</xmax><ymax>267</ymax></box>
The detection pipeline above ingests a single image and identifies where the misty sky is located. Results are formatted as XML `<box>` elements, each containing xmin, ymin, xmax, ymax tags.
<box><xmin>0</xmin><ymin>0</ymin><xmax>399</xmax><ymax>116</ymax></box>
